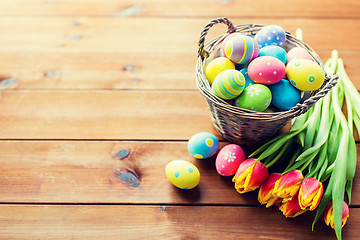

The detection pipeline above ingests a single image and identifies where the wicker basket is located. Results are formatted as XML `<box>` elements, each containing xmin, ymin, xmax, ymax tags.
<box><xmin>195</xmin><ymin>17</ymin><xmax>338</xmax><ymax>145</ymax></box>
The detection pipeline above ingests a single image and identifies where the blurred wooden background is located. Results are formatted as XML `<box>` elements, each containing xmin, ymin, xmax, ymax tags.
<box><xmin>0</xmin><ymin>0</ymin><xmax>359</xmax><ymax>239</ymax></box>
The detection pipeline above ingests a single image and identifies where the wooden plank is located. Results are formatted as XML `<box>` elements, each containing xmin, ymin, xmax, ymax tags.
<box><xmin>0</xmin><ymin>49</ymin><xmax>359</xmax><ymax>90</ymax></box>
<box><xmin>0</xmin><ymin>140</ymin><xmax>359</xmax><ymax>205</ymax></box>
<box><xmin>0</xmin><ymin>17</ymin><xmax>359</xmax><ymax>52</ymax></box>
<box><xmin>0</xmin><ymin>0</ymin><xmax>359</xmax><ymax>18</ymax></box>
<box><xmin>0</xmin><ymin>204</ymin><xmax>358</xmax><ymax>239</ymax></box>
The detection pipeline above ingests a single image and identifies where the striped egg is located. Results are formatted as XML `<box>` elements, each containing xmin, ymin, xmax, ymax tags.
<box><xmin>211</xmin><ymin>69</ymin><xmax>246</xmax><ymax>100</ymax></box>
<box><xmin>223</xmin><ymin>35</ymin><xmax>259</xmax><ymax>65</ymax></box>
<box><xmin>219</xmin><ymin>32</ymin><xmax>244</xmax><ymax>57</ymax></box>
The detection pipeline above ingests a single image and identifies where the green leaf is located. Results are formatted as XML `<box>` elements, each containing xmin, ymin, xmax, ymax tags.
<box><xmin>304</xmin><ymin>99</ymin><xmax>322</xmax><ymax>149</ymax></box>
<box><xmin>346</xmin><ymin>180</ymin><xmax>353</xmax><ymax>205</ymax></box>
<box><xmin>346</xmin><ymin>134</ymin><xmax>357</xmax><ymax>180</ymax></box>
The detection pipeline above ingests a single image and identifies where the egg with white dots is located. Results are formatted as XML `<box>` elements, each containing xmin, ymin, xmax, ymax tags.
<box><xmin>165</xmin><ymin>160</ymin><xmax>200</xmax><ymax>190</ymax></box>
<box><xmin>254</xmin><ymin>25</ymin><xmax>286</xmax><ymax>48</ymax></box>
<box><xmin>187</xmin><ymin>132</ymin><xmax>219</xmax><ymax>159</ymax></box>
<box><xmin>248</xmin><ymin>56</ymin><xmax>286</xmax><ymax>85</ymax></box>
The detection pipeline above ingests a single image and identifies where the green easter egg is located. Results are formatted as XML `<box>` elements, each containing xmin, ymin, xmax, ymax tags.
<box><xmin>234</xmin><ymin>84</ymin><xmax>272</xmax><ymax>112</ymax></box>
<box><xmin>211</xmin><ymin>69</ymin><xmax>245</xmax><ymax>100</ymax></box>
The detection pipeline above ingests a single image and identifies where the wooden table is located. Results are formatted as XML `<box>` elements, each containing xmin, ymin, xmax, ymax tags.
<box><xmin>0</xmin><ymin>1</ymin><xmax>359</xmax><ymax>239</ymax></box>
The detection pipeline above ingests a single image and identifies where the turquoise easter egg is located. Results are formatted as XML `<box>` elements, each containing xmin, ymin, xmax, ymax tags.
<box><xmin>234</xmin><ymin>84</ymin><xmax>272</xmax><ymax>112</ymax></box>
<box><xmin>211</xmin><ymin>69</ymin><xmax>246</xmax><ymax>100</ymax></box>
<box><xmin>223</xmin><ymin>35</ymin><xmax>259</xmax><ymax>65</ymax></box>
<box><xmin>239</xmin><ymin>68</ymin><xmax>255</xmax><ymax>88</ymax></box>
<box><xmin>187</xmin><ymin>132</ymin><xmax>219</xmax><ymax>159</ymax></box>
<box><xmin>269</xmin><ymin>79</ymin><xmax>301</xmax><ymax>110</ymax></box>
<box><xmin>258</xmin><ymin>46</ymin><xmax>287</xmax><ymax>64</ymax></box>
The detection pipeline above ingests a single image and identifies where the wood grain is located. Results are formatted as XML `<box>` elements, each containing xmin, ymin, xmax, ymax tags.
<box><xmin>0</xmin><ymin>50</ymin><xmax>359</xmax><ymax>90</ymax></box>
<box><xmin>0</xmin><ymin>204</ymin><xmax>358</xmax><ymax>240</ymax></box>
<box><xmin>0</xmin><ymin>18</ymin><xmax>359</xmax><ymax>52</ymax></box>
<box><xmin>0</xmin><ymin>140</ymin><xmax>359</xmax><ymax>206</ymax></box>
<box><xmin>0</xmin><ymin>0</ymin><xmax>359</xmax><ymax>18</ymax></box>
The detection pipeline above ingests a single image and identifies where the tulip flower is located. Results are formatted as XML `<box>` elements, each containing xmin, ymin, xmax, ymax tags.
<box><xmin>273</xmin><ymin>170</ymin><xmax>303</xmax><ymax>202</ymax></box>
<box><xmin>232</xmin><ymin>158</ymin><xmax>269</xmax><ymax>194</ymax></box>
<box><xmin>324</xmin><ymin>201</ymin><xmax>350</xmax><ymax>229</ymax></box>
<box><xmin>298</xmin><ymin>177</ymin><xmax>323</xmax><ymax>210</ymax></box>
<box><xmin>258</xmin><ymin>173</ymin><xmax>282</xmax><ymax>208</ymax></box>
<box><xmin>279</xmin><ymin>193</ymin><xmax>308</xmax><ymax>218</ymax></box>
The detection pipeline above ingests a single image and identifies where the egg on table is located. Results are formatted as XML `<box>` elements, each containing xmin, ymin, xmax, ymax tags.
<box><xmin>204</xmin><ymin>57</ymin><xmax>235</xmax><ymax>85</ymax></box>
<box><xmin>254</xmin><ymin>25</ymin><xmax>286</xmax><ymax>48</ymax></box>
<box><xmin>248</xmin><ymin>56</ymin><xmax>286</xmax><ymax>85</ymax></box>
<box><xmin>222</xmin><ymin>34</ymin><xmax>259</xmax><ymax>65</ymax></box>
<box><xmin>286</xmin><ymin>59</ymin><xmax>325</xmax><ymax>91</ymax></box>
<box><xmin>234</xmin><ymin>84</ymin><xmax>272</xmax><ymax>112</ymax></box>
<box><xmin>165</xmin><ymin>160</ymin><xmax>200</xmax><ymax>189</ymax></box>
<box><xmin>215</xmin><ymin>144</ymin><xmax>246</xmax><ymax>176</ymax></box>
<box><xmin>187</xmin><ymin>132</ymin><xmax>219</xmax><ymax>159</ymax></box>
<box><xmin>269</xmin><ymin>79</ymin><xmax>301</xmax><ymax>110</ymax></box>
<box><xmin>211</xmin><ymin>69</ymin><xmax>246</xmax><ymax>100</ymax></box>
<box><xmin>258</xmin><ymin>45</ymin><xmax>287</xmax><ymax>64</ymax></box>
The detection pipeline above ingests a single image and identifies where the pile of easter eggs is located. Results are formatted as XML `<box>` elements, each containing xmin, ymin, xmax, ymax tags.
<box><xmin>204</xmin><ymin>25</ymin><xmax>325</xmax><ymax>112</ymax></box>
<box><xmin>166</xmin><ymin>132</ymin><xmax>246</xmax><ymax>190</ymax></box>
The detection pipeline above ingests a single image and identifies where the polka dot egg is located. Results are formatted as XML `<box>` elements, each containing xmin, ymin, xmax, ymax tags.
<box><xmin>215</xmin><ymin>144</ymin><xmax>245</xmax><ymax>176</ymax></box>
<box><xmin>235</xmin><ymin>84</ymin><xmax>272</xmax><ymax>112</ymax></box>
<box><xmin>187</xmin><ymin>132</ymin><xmax>219</xmax><ymax>159</ymax></box>
<box><xmin>248</xmin><ymin>56</ymin><xmax>286</xmax><ymax>85</ymax></box>
<box><xmin>286</xmin><ymin>59</ymin><xmax>325</xmax><ymax>91</ymax></box>
<box><xmin>254</xmin><ymin>25</ymin><xmax>286</xmax><ymax>48</ymax></box>
<box><xmin>165</xmin><ymin>160</ymin><xmax>200</xmax><ymax>190</ymax></box>
<box><xmin>211</xmin><ymin>69</ymin><xmax>245</xmax><ymax>100</ymax></box>
<box><xmin>222</xmin><ymin>34</ymin><xmax>259</xmax><ymax>65</ymax></box>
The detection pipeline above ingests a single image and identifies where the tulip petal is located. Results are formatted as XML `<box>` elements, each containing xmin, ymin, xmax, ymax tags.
<box><xmin>258</xmin><ymin>173</ymin><xmax>282</xmax><ymax>208</ymax></box>
<box><xmin>273</xmin><ymin>170</ymin><xmax>303</xmax><ymax>200</ymax></box>
<box><xmin>298</xmin><ymin>177</ymin><xmax>323</xmax><ymax>210</ymax></box>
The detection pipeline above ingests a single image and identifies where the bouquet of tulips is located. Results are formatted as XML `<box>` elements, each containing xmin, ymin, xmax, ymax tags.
<box><xmin>232</xmin><ymin>50</ymin><xmax>358</xmax><ymax>240</ymax></box>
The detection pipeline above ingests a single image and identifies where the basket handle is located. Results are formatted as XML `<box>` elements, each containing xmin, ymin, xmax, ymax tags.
<box><xmin>198</xmin><ymin>17</ymin><xmax>236</xmax><ymax>60</ymax></box>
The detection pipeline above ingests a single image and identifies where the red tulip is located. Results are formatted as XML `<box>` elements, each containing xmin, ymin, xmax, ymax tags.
<box><xmin>324</xmin><ymin>201</ymin><xmax>350</xmax><ymax>229</ymax></box>
<box><xmin>258</xmin><ymin>173</ymin><xmax>282</xmax><ymax>208</ymax></box>
<box><xmin>232</xmin><ymin>158</ymin><xmax>269</xmax><ymax>194</ymax></box>
<box><xmin>279</xmin><ymin>192</ymin><xmax>308</xmax><ymax>218</ymax></box>
<box><xmin>273</xmin><ymin>170</ymin><xmax>303</xmax><ymax>202</ymax></box>
<box><xmin>298</xmin><ymin>177</ymin><xmax>323</xmax><ymax>210</ymax></box>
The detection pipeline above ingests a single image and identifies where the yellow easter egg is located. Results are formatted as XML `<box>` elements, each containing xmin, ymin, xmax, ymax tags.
<box><xmin>165</xmin><ymin>160</ymin><xmax>200</xmax><ymax>190</ymax></box>
<box><xmin>286</xmin><ymin>59</ymin><xmax>325</xmax><ymax>91</ymax></box>
<box><xmin>204</xmin><ymin>57</ymin><xmax>235</xmax><ymax>85</ymax></box>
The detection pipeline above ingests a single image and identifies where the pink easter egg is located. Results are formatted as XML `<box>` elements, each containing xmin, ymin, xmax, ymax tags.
<box><xmin>215</xmin><ymin>144</ymin><xmax>245</xmax><ymax>176</ymax></box>
<box><xmin>248</xmin><ymin>56</ymin><xmax>286</xmax><ymax>85</ymax></box>
<box><xmin>286</xmin><ymin>47</ymin><xmax>313</xmax><ymax>64</ymax></box>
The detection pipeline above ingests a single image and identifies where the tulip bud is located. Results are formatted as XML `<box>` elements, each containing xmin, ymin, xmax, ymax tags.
<box><xmin>232</xmin><ymin>158</ymin><xmax>269</xmax><ymax>194</ymax></box>
<box><xmin>298</xmin><ymin>177</ymin><xmax>323</xmax><ymax>210</ymax></box>
<box><xmin>279</xmin><ymin>192</ymin><xmax>308</xmax><ymax>218</ymax></box>
<box><xmin>324</xmin><ymin>201</ymin><xmax>349</xmax><ymax>229</ymax></box>
<box><xmin>273</xmin><ymin>170</ymin><xmax>303</xmax><ymax>202</ymax></box>
<box><xmin>258</xmin><ymin>173</ymin><xmax>282</xmax><ymax>208</ymax></box>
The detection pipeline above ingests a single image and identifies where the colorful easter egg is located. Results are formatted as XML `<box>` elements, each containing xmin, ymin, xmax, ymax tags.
<box><xmin>215</xmin><ymin>144</ymin><xmax>246</xmax><ymax>176</ymax></box>
<box><xmin>223</xmin><ymin>35</ymin><xmax>259</xmax><ymax>65</ymax></box>
<box><xmin>240</xmin><ymin>68</ymin><xmax>255</xmax><ymax>88</ymax></box>
<box><xmin>234</xmin><ymin>84</ymin><xmax>272</xmax><ymax>112</ymax></box>
<box><xmin>204</xmin><ymin>57</ymin><xmax>235</xmax><ymax>85</ymax></box>
<box><xmin>286</xmin><ymin>59</ymin><xmax>325</xmax><ymax>91</ymax></box>
<box><xmin>187</xmin><ymin>132</ymin><xmax>219</xmax><ymax>159</ymax></box>
<box><xmin>165</xmin><ymin>160</ymin><xmax>200</xmax><ymax>190</ymax></box>
<box><xmin>211</xmin><ymin>69</ymin><xmax>246</xmax><ymax>100</ymax></box>
<box><xmin>286</xmin><ymin>47</ymin><xmax>313</xmax><ymax>64</ymax></box>
<box><xmin>269</xmin><ymin>79</ymin><xmax>301</xmax><ymax>110</ymax></box>
<box><xmin>220</xmin><ymin>32</ymin><xmax>244</xmax><ymax>57</ymax></box>
<box><xmin>254</xmin><ymin>25</ymin><xmax>286</xmax><ymax>48</ymax></box>
<box><xmin>258</xmin><ymin>45</ymin><xmax>287</xmax><ymax>64</ymax></box>
<box><xmin>248</xmin><ymin>56</ymin><xmax>286</xmax><ymax>85</ymax></box>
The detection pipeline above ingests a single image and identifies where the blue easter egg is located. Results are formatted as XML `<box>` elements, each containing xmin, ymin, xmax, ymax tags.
<box><xmin>254</xmin><ymin>25</ymin><xmax>286</xmax><ymax>49</ymax></box>
<box><xmin>269</xmin><ymin>79</ymin><xmax>301</xmax><ymax>110</ymax></box>
<box><xmin>258</xmin><ymin>46</ymin><xmax>287</xmax><ymax>64</ymax></box>
<box><xmin>239</xmin><ymin>68</ymin><xmax>255</xmax><ymax>88</ymax></box>
<box><xmin>187</xmin><ymin>132</ymin><xmax>219</xmax><ymax>159</ymax></box>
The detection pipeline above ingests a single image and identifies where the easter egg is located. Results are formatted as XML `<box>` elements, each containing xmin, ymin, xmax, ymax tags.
<box><xmin>286</xmin><ymin>59</ymin><xmax>325</xmax><ymax>91</ymax></box>
<box><xmin>211</xmin><ymin>69</ymin><xmax>246</xmax><ymax>100</ymax></box>
<box><xmin>269</xmin><ymin>79</ymin><xmax>301</xmax><ymax>110</ymax></box>
<box><xmin>165</xmin><ymin>160</ymin><xmax>200</xmax><ymax>190</ymax></box>
<box><xmin>204</xmin><ymin>57</ymin><xmax>235</xmax><ymax>85</ymax></box>
<box><xmin>248</xmin><ymin>56</ymin><xmax>286</xmax><ymax>85</ymax></box>
<box><xmin>215</xmin><ymin>144</ymin><xmax>246</xmax><ymax>176</ymax></box>
<box><xmin>254</xmin><ymin>25</ymin><xmax>286</xmax><ymax>48</ymax></box>
<box><xmin>258</xmin><ymin>45</ymin><xmax>287</xmax><ymax>64</ymax></box>
<box><xmin>234</xmin><ymin>84</ymin><xmax>272</xmax><ymax>112</ymax></box>
<box><xmin>286</xmin><ymin>47</ymin><xmax>313</xmax><ymax>64</ymax></box>
<box><xmin>240</xmin><ymin>68</ymin><xmax>255</xmax><ymax>88</ymax></box>
<box><xmin>220</xmin><ymin>32</ymin><xmax>244</xmax><ymax>57</ymax></box>
<box><xmin>223</xmin><ymin>35</ymin><xmax>259</xmax><ymax>65</ymax></box>
<box><xmin>187</xmin><ymin>132</ymin><xmax>219</xmax><ymax>159</ymax></box>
